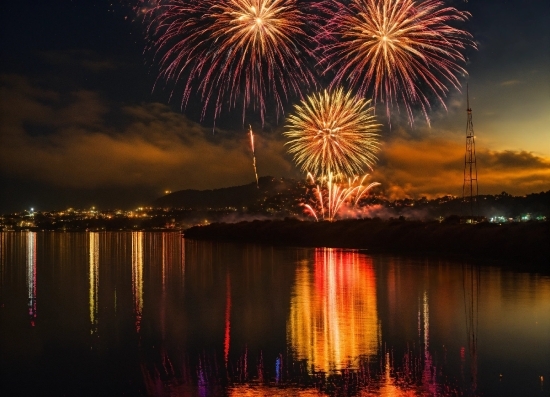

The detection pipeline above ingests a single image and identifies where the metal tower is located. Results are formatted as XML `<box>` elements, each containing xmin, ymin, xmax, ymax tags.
<box><xmin>462</xmin><ymin>85</ymin><xmax>478</xmax><ymax>217</ymax></box>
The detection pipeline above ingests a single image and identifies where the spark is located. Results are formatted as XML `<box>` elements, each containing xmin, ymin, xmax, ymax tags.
<box><xmin>284</xmin><ymin>88</ymin><xmax>381</xmax><ymax>179</ymax></box>
<box><xmin>305</xmin><ymin>172</ymin><xmax>380</xmax><ymax>221</ymax></box>
<box><xmin>304</xmin><ymin>204</ymin><xmax>319</xmax><ymax>222</ymax></box>
<box><xmin>142</xmin><ymin>0</ymin><xmax>318</xmax><ymax>124</ymax></box>
<box><xmin>248</xmin><ymin>125</ymin><xmax>259</xmax><ymax>188</ymax></box>
<box><xmin>319</xmin><ymin>0</ymin><xmax>475</xmax><ymax>124</ymax></box>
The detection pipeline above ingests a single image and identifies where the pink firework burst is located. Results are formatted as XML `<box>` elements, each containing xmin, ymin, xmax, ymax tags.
<box><xmin>319</xmin><ymin>0</ymin><xmax>475</xmax><ymax>124</ymax></box>
<box><xmin>142</xmin><ymin>0</ymin><xmax>319</xmax><ymax>124</ymax></box>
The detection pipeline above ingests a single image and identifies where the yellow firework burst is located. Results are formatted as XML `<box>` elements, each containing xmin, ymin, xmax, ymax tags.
<box><xmin>284</xmin><ymin>88</ymin><xmax>381</xmax><ymax>178</ymax></box>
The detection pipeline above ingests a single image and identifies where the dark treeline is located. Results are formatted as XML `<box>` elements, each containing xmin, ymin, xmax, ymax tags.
<box><xmin>184</xmin><ymin>218</ymin><xmax>550</xmax><ymax>268</ymax></box>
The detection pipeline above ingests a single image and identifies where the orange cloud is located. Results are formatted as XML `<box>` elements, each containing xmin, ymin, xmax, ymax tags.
<box><xmin>40</xmin><ymin>49</ymin><xmax>118</xmax><ymax>72</ymax></box>
<box><xmin>371</xmin><ymin>136</ymin><xmax>550</xmax><ymax>199</ymax></box>
<box><xmin>0</xmin><ymin>75</ymin><xmax>293</xmax><ymax>191</ymax></box>
<box><xmin>1</xmin><ymin>75</ymin><xmax>548</xmax><ymax>201</ymax></box>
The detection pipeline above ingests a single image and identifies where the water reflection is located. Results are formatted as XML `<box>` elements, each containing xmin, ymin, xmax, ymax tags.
<box><xmin>0</xmin><ymin>233</ymin><xmax>5</xmax><ymax>289</ymax></box>
<box><xmin>288</xmin><ymin>249</ymin><xmax>379</xmax><ymax>372</ymax></box>
<box><xmin>421</xmin><ymin>290</ymin><xmax>437</xmax><ymax>395</ymax></box>
<box><xmin>224</xmin><ymin>273</ymin><xmax>231</xmax><ymax>368</ymax></box>
<box><xmin>27</xmin><ymin>232</ymin><xmax>37</xmax><ymax>326</ymax></box>
<box><xmin>89</xmin><ymin>232</ymin><xmax>99</xmax><ymax>333</ymax></box>
<box><xmin>2</xmin><ymin>234</ymin><xmax>549</xmax><ymax>397</ymax></box>
<box><xmin>161</xmin><ymin>233</ymin><xmax>168</xmax><ymax>339</ymax></box>
<box><xmin>376</xmin><ymin>351</ymin><xmax>411</xmax><ymax>397</ymax></box>
<box><xmin>140</xmin><ymin>247</ymin><xmax>465</xmax><ymax>396</ymax></box>
<box><xmin>462</xmin><ymin>264</ymin><xmax>480</xmax><ymax>395</ymax></box>
<box><xmin>132</xmin><ymin>231</ymin><xmax>144</xmax><ymax>333</ymax></box>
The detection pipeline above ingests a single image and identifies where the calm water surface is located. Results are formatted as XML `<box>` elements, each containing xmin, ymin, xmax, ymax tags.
<box><xmin>0</xmin><ymin>232</ymin><xmax>548</xmax><ymax>396</ymax></box>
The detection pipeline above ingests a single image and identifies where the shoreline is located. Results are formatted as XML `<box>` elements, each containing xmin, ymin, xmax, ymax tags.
<box><xmin>184</xmin><ymin>218</ymin><xmax>550</xmax><ymax>271</ymax></box>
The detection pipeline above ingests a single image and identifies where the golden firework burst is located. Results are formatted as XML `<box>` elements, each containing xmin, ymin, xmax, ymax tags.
<box><xmin>284</xmin><ymin>88</ymin><xmax>381</xmax><ymax>178</ymax></box>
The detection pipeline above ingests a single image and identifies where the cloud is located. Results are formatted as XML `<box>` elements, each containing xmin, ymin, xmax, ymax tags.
<box><xmin>40</xmin><ymin>50</ymin><xmax>118</xmax><ymax>72</ymax></box>
<box><xmin>500</xmin><ymin>80</ymin><xmax>521</xmax><ymax>86</ymax></box>
<box><xmin>371</xmin><ymin>135</ymin><xmax>550</xmax><ymax>199</ymax></box>
<box><xmin>0</xmin><ymin>75</ymin><xmax>294</xmax><ymax>192</ymax></box>
<box><xmin>1</xmin><ymin>75</ymin><xmax>548</xmax><ymax>206</ymax></box>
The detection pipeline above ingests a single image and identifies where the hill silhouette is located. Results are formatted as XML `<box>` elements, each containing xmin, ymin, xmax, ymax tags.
<box><xmin>153</xmin><ymin>176</ymin><xmax>301</xmax><ymax>210</ymax></box>
<box><xmin>154</xmin><ymin>177</ymin><xmax>550</xmax><ymax>222</ymax></box>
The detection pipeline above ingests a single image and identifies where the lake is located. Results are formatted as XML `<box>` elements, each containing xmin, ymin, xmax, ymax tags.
<box><xmin>1</xmin><ymin>231</ymin><xmax>548</xmax><ymax>396</ymax></box>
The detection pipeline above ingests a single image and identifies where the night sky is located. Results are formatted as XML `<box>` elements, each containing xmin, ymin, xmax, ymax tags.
<box><xmin>1</xmin><ymin>0</ymin><xmax>549</xmax><ymax>213</ymax></box>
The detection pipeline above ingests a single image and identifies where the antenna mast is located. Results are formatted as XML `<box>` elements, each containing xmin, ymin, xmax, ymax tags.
<box><xmin>462</xmin><ymin>84</ymin><xmax>478</xmax><ymax>218</ymax></box>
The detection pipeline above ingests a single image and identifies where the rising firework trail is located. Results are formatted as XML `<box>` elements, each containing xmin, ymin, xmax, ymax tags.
<box><xmin>141</xmin><ymin>0</ymin><xmax>318</xmax><ymax>124</ymax></box>
<box><xmin>319</xmin><ymin>0</ymin><xmax>475</xmax><ymax>124</ymax></box>
<box><xmin>284</xmin><ymin>88</ymin><xmax>380</xmax><ymax>179</ymax></box>
<box><xmin>248</xmin><ymin>125</ymin><xmax>259</xmax><ymax>188</ymax></box>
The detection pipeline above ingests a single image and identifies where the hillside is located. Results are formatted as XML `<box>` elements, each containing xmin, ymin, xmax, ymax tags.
<box><xmin>153</xmin><ymin>178</ymin><xmax>550</xmax><ymax>221</ymax></box>
<box><xmin>153</xmin><ymin>176</ymin><xmax>301</xmax><ymax>210</ymax></box>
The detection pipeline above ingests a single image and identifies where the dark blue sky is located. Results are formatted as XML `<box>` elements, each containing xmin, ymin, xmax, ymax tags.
<box><xmin>1</xmin><ymin>0</ymin><xmax>549</xmax><ymax>212</ymax></box>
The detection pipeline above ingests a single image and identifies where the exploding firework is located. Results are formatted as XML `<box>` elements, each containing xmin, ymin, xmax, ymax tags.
<box><xmin>319</xmin><ymin>0</ymin><xmax>475</xmax><ymax>124</ymax></box>
<box><xmin>304</xmin><ymin>173</ymin><xmax>380</xmax><ymax>221</ymax></box>
<box><xmin>284</xmin><ymin>88</ymin><xmax>380</xmax><ymax>179</ymax></box>
<box><xmin>248</xmin><ymin>125</ymin><xmax>259</xmax><ymax>188</ymax></box>
<box><xmin>142</xmin><ymin>0</ymin><xmax>318</xmax><ymax>124</ymax></box>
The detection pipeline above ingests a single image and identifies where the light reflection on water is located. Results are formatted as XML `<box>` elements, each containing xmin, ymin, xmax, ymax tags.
<box><xmin>288</xmin><ymin>249</ymin><xmax>379</xmax><ymax>372</ymax></box>
<box><xmin>89</xmin><ymin>232</ymin><xmax>99</xmax><ymax>334</ymax></box>
<box><xmin>0</xmin><ymin>232</ymin><xmax>548</xmax><ymax>397</ymax></box>
<box><xmin>27</xmin><ymin>232</ymin><xmax>37</xmax><ymax>326</ymax></box>
<box><xmin>132</xmin><ymin>231</ymin><xmax>144</xmax><ymax>333</ymax></box>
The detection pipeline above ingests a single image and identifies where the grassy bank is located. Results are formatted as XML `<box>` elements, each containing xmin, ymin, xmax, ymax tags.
<box><xmin>184</xmin><ymin>219</ymin><xmax>549</xmax><ymax>268</ymax></box>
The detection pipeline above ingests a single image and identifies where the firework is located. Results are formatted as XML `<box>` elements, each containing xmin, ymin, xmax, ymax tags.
<box><xmin>284</xmin><ymin>88</ymin><xmax>380</xmax><ymax>179</ymax></box>
<box><xmin>305</xmin><ymin>172</ymin><xmax>380</xmax><ymax>221</ymax></box>
<box><xmin>142</xmin><ymin>0</ymin><xmax>318</xmax><ymax>124</ymax></box>
<box><xmin>248</xmin><ymin>125</ymin><xmax>259</xmax><ymax>188</ymax></box>
<box><xmin>320</xmin><ymin>0</ymin><xmax>475</xmax><ymax>123</ymax></box>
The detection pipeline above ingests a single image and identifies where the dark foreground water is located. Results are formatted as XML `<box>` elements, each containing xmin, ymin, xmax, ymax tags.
<box><xmin>0</xmin><ymin>232</ymin><xmax>548</xmax><ymax>396</ymax></box>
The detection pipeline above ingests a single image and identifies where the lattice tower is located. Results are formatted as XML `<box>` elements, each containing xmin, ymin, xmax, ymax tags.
<box><xmin>463</xmin><ymin>84</ymin><xmax>478</xmax><ymax>216</ymax></box>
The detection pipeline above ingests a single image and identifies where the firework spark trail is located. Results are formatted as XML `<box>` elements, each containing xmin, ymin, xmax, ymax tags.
<box><xmin>285</xmin><ymin>88</ymin><xmax>381</xmax><ymax>179</ymax></box>
<box><xmin>142</xmin><ymin>0</ymin><xmax>318</xmax><ymax>124</ymax></box>
<box><xmin>308</xmin><ymin>172</ymin><xmax>325</xmax><ymax>219</ymax></box>
<box><xmin>326</xmin><ymin>173</ymin><xmax>349</xmax><ymax>220</ymax></box>
<box><xmin>248</xmin><ymin>125</ymin><xmax>259</xmax><ymax>188</ymax></box>
<box><xmin>319</xmin><ymin>0</ymin><xmax>475</xmax><ymax>124</ymax></box>
<box><xmin>352</xmin><ymin>175</ymin><xmax>381</xmax><ymax>206</ymax></box>
<box><xmin>306</xmin><ymin>173</ymin><xmax>380</xmax><ymax>221</ymax></box>
<box><xmin>304</xmin><ymin>204</ymin><xmax>319</xmax><ymax>222</ymax></box>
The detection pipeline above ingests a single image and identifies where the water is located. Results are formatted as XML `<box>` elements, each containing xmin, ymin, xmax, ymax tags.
<box><xmin>1</xmin><ymin>232</ymin><xmax>548</xmax><ymax>396</ymax></box>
